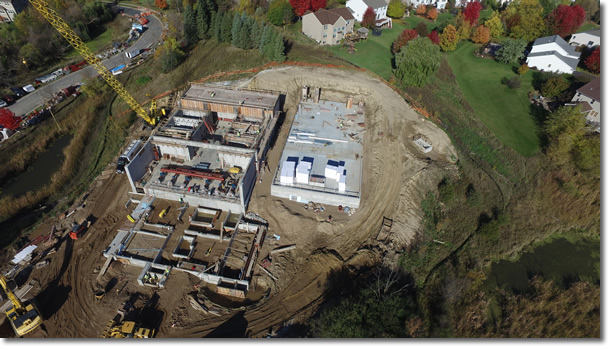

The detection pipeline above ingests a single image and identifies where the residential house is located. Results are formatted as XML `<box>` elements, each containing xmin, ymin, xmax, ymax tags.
<box><xmin>569</xmin><ymin>29</ymin><xmax>600</xmax><ymax>48</ymax></box>
<box><xmin>526</xmin><ymin>35</ymin><xmax>581</xmax><ymax>74</ymax></box>
<box><xmin>346</xmin><ymin>0</ymin><xmax>388</xmax><ymax>22</ymax></box>
<box><xmin>407</xmin><ymin>0</ymin><xmax>499</xmax><ymax>11</ymax></box>
<box><xmin>568</xmin><ymin>77</ymin><xmax>600</xmax><ymax>131</ymax></box>
<box><xmin>302</xmin><ymin>8</ymin><xmax>355</xmax><ymax>45</ymax></box>
<box><xmin>0</xmin><ymin>0</ymin><xmax>27</xmax><ymax>22</ymax></box>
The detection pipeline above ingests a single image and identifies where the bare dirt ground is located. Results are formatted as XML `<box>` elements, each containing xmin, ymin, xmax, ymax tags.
<box><xmin>2</xmin><ymin>66</ymin><xmax>457</xmax><ymax>338</ymax></box>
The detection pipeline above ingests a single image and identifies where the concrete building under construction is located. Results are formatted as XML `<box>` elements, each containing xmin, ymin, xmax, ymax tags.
<box><xmin>271</xmin><ymin>86</ymin><xmax>364</xmax><ymax>209</ymax></box>
<box><xmin>123</xmin><ymin>84</ymin><xmax>283</xmax><ymax>213</ymax></box>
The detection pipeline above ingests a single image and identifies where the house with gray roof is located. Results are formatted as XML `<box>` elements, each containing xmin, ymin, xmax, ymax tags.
<box><xmin>302</xmin><ymin>8</ymin><xmax>355</xmax><ymax>45</ymax></box>
<box><xmin>569</xmin><ymin>29</ymin><xmax>600</xmax><ymax>49</ymax></box>
<box><xmin>346</xmin><ymin>0</ymin><xmax>388</xmax><ymax>22</ymax></box>
<box><xmin>526</xmin><ymin>35</ymin><xmax>581</xmax><ymax>74</ymax></box>
<box><xmin>567</xmin><ymin>77</ymin><xmax>601</xmax><ymax>132</ymax></box>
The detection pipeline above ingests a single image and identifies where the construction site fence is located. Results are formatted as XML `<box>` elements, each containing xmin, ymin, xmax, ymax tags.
<box><xmin>115</xmin><ymin>61</ymin><xmax>445</xmax><ymax>129</ymax></box>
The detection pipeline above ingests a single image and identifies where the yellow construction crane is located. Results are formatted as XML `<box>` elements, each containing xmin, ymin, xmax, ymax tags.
<box><xmin>0</xmin><ymin>275</ymin><xmax>43</xmax><ymax>337</ymax></box>
<box><xmin>28</xmin><ymin>0</ymin><xmax>157</xmax><ymax>126</ymax></box>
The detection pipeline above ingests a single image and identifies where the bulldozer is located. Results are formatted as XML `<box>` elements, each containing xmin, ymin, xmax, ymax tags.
<box><xmin>0</xmin><ymin>275</ymin><xmax>43</xmax><ymax>337</ymax></box>
<box><xmin>100</xmin><ymin>320</ymin><xmax>154</xmax><ymax>338</ymax></box>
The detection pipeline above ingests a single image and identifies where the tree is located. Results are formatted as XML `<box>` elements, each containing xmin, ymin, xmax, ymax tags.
<box><xmin>212</xmin><ymin>11</ymin><xmax>223</xmax><ymax>40</ymax></box>
<box><xmin>544</xmin><ymin>105</ymin><xmax>587</xmax><ymax>166</ymax></box>
<box><xmin>427</xmin><ymin>30</ymin><xmax>440</xmax><ymax>45</ymax></box>
<box><xmin>183</xmin><ymin>3</ymin><xmax>198</xmax><ymax>45</ymax></box>
<box><xmin>289</xmin><ymin>0</ymin><xmax>310</xmax><ymax>16</ymax></box>
<box><xmin>160</xmin><ymin>37</ymin><xmax>185</xmax><ymax>73</ymax></box>
<box><xmin>392</xmin><ymin>29</ymin><xmax>418</xmax><ymax>53</ymax></box>
<box><xmin>238</xmin><ymin>0</ymin><xmax>256</xmax><ymax>14</ymax></box>
<box><xmin>361</xmin><ymin>7</ymin><xmax>376</xmax><ymax>29</ymax></box>
<box><xmin>457</xmin><ymin>18</ymin><xmax>472</xmax><ymax>40</ymax></box>
<box><xmin>0</xmin><ymin>108</ymin><xmax>21</xmax><ymax>131</ymax></box>
<box><xmin>439</xmin><ymin>24</ymin><xmax>459</xmax><ymax>52</ymax></box>
<box><xmin>272</xmin><ymin>33</ymin><xmax>286</xmax><ymax>62</ymax></box>
<box><xmin>220</xmin><ymin>11</ymin><xmax>233</xmax><ymax>43</ymax></box>
<box><xmin>471</xmin><ymin>25</ymin><xmax>490</xmax><ymax>43</ymax></box>
<box><xmin>547</xmin><ymin>5</ymin><xmax>585</xmax><ymax>37</ymax></box>
<box><xmin>415</xmin><ymin>21</ymin><xmax>428</xmax><ymax>37</ymax></box>
<box><xmin>518</xmin><ymin>63</ymin><xmax>529</xmax><ymax>75</ymax></box>
<box><xmin>584</xmin><ymin>47</ymin><xmax>600</xmax><ymax>74</ymax></box>
<box><xmin>415</xmin><ymin>4</ymin><xmax>426</xmax><ymax>15</ymax></box>
<box><xmin>574</xmin><ymin>0</ymin><xmax>599</xmax><ymax>20</ymax></box>
<box><xmin>463</xmin><ymin>1</ymin><xmax>481</xmax><ymax>25</ymax></box>
<box><xmin>494</xmin><ymin>38</ymin><xmax>526</xmax><ymax>64</ymax></box>
<box><xmin>484</xmin><ymin>11</ymin><xmax>504</xmax><ymax>38</ymax></box>
<box><xmin>541</xmin><ymin>76</ymin><xmax>569</xmax><ymax>98</ymax></box>
<box><xmin>505</xmin><ymin>0</ymin><xmax>546</xmax><ymax>42</ymax></box>
<box><xmin>387</xmin><ymin>0</ymin><xmax>405</xmax><ymax>18</ymax></box>
<box><xmin>310</xmin><ymin>0</ymin><xmax>327</xmax><ymax>11</ymax></box>
<box><xmin>573</xmin><ymin>135</ymin><xmax>600</xmax><ymax>174</ymax></box>
<box><xmin>268</xmin><ymin>0</ymin><xmax>294</xmax><ymax>25</ymax></box>
<box><xmin>196</xmin><ymin>0</ymin><xmax>210</xmax><ymax>39</ymax></box>
<box><xmin>539</xmin><ymin>0</ymin><xmax>561</xmax><ymax>15</ymax></box>
<box><xmin>425</xmin><ymin>7</ymin><xmax>436</xmax><ymax>20</ymax></box>
<box><xmin>156</xmin><ymin>0</ymin><xmax>168</xmax><ymax>9</ymax></box>
<box><xmin>231</xmin><ymin>12</ymin><xmax>243</xmax><ymax>47</ymax></box>
<box><xmin>395</xmin><ymin>37</ymin><xmax>441</xmax><ymax>87</ymax></box>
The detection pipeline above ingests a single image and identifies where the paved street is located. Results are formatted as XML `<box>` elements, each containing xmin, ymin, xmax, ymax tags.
<box><xmin>7</xmin><ymin>6</ymin><xmax>163</xmax><ymax>117</ymax></box>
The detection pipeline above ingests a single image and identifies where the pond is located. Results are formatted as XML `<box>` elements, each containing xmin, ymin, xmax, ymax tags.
<box><xmin>0</xmin><ymin>134</ymin><xmax>72</xmax><ymax>198</ymax></box>
<box><xmin>484</xmin><ymin>235</ymin><xmax>600</xmax><ymax>294</ymax></box>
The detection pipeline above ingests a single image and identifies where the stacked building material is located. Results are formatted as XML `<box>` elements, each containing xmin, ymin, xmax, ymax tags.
<box><xmin>338</xmin><ymin>172</ymin><xmax>346</xmax><ymax>192</ymax></box>
<box><xmin>280</xmin><ymin>161</ymin><xmax>296</xmax><ymax>185</ymax></box>
<box><xmin>296</xmin><ymin>161</ymin><xmax>312</xmax><ymax>184</ymax></box>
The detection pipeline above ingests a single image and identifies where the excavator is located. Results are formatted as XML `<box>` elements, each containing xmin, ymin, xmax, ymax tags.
<box><xmin>0</xmin><ymin>275</ymin><xmax>43</xmax><ymax>337</ymax></box>
<box><xmin>100</xmin><ymin>320</ymin><xmax>154</xmax><ymax>338</ymax></box>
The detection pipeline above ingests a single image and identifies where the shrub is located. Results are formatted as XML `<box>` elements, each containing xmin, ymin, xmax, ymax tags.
<box><xmin>136</xmin><ymin>76</ymin><xmax>152</xmax><ymax>85</ymax></box>
<box><xmin>502</xmin><ymin>76</ymin><xmax>521</xmax><ymax>89</ymax></box>
<box><xmin>415</xmin><ymin>4</ymin><xmax>426</xmax><ymax>15</ymax></box>
<box><xmin>517</xmin><ymin>64</ymin><xmax>529</xmax><ymax>75</ymax></box>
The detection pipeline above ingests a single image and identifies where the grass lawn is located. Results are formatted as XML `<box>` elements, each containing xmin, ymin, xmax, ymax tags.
<box><xmin>66</xmin><ymin>27</ymin><xmax>114</xmax><ymax>59</ymax></box>
<box><xmin>446</xmin><ymin>41</ymin><xmax>540</xmax><ymax>156</ymax></box>
<box><xmin>326</xmin><ymin>20</ymin><xmax>406</xmax><ymax>79</ymax></box>
<box><xmin>577</xmin><ymin>21</ymin><xmax>600</xmax><ymax>33</ymax></box>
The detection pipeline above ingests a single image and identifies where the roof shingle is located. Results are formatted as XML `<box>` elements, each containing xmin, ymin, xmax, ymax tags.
<box><xmin>577</xmin><ymin>77</ymin><xmax>600</xmax><ymax>102</ymax></box>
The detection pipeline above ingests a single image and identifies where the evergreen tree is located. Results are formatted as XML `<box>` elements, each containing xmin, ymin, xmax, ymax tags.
<box><xmin>231</xmin><ymin>12</ymin><xmax>243</xmax><ymax>47</ymax></box>
<box><xmin>239</xmin><ymin>15</ymin><xmax>253</xmax><ymax>49</ymax></box>
<box><xmin>263</xmin><ymin>29</ymin><xmax>277</xmax><ymax>58</ymax></box>
<box><xmin>250</xmin><ymin>20</ymin><xmax>262</xmax><ymax>48</ymax></box>
<box><xmin>196</xmin><ymin>0</ymin><xmax>210</xmax><ymax>39</ymax></box>
<box><xmin>183</xmin><ymin>3</ymin><xmax>198</xmax><ymax>46</ymax></box>
<box><xmin>259</xmin><ymin>24</ymin><xmax>270</xmax><ymax>53</ymax></box>
<box><xmin>205</xmin><ymin>0</ymin><xmax>217</xmax><ymax>13</ymax></box>
<box><xmin>212</xmin><ymin>11</ymin><xmax>223</xmax><ymax>41</ymax></box>
<box><xmin>220</xmin><ymin>11</ymin><xmax>233</xmax><ymax>43</ymax></box>
<box><xmin>272</xmin><ymin>33</ymin><xmax>286</xmax><ymax>62</ymax></box>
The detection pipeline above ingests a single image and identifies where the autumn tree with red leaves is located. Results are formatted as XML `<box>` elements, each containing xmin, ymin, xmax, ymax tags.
<box><xmin>472</xmin><ymin>25</ymin><xmax>490</xmax><ymax>43</ymax></box>
<box><xmin>585</xmin><ymin>47</ymin><xmax>600</xmax><ymax>74</ymax></box>
<box><xmin>463</xmin><ymin>1</ymin><xmax>482</xmax><ymax>25</ymax></box>
<box><xmin>361</xmin><ymin>7</ymin><xmax>377</xmax><ymax>28</ymax></box>
<box><xmin>289</xmin><ymin>0</ymin><xmax>310</xmax><ymax>16</ymax></box>
<box><xmin>155</xmin><ymin>0</ymin><xmax>167</xmax><ymax>9</ymax></box>
<box><xmin>392</xmin><ymin>28</ymin><xmax>418</xmax><ymax>53</ymax></box>
<box><xmin>0</xmin><ymin>108</ymin><xmax>21</xmax><ymax>131</ymax></box>
<box><xmin>427</xmin><ymin>30</ymin><xmax>440</xmax><ymax>44</ymax></box>
<box><xmin>415</xmin><ymin>4</ymin><xmax>426</xmax><ymax>15</ymax></box>
<box><xmin>310</xmin><ymin>0</ymin><xmax>326</xmax><ymax>11</ymax></box>
<box><xmin>547</xmin><ymin>4</ymin><xmax>586</xmax><ymax>37</ymax></box>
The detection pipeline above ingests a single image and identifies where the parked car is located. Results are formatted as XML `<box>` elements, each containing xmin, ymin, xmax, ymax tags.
<box><xmin>22</xmin><ymin>84</ymin><xmax>35</xmax><ymax>93</ymax></box>
<box><xmin>10</xmin><ymin>87</ymin><xmax>25</xmax><ymax>97</ymax></box>
<box><xmin>1</xmin><ymin>95</ymin><xmax>15</xmax><ymax>104</ymax></box>
<box><xmin>0</xmin><ymin>100</ymin><xmax>7</xmax><ymax>108</ymax></box>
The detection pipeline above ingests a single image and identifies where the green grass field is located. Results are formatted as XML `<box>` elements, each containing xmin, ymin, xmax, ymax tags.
<box><xmin>446</xmin><ymin>41</ymin><xmax>540</xmax><ymax>156</ymax></box>
<box><xmin>66</xmin><ymin>27</ymin><xmax>114</xmax><ymax>59</ymax></box>
<box><xmin>577</xmin><ymin>21</ymin><xmax>600</xmax><ymax>33</ymax></box>
<box><xmin>326</xmin><ymin>21</ymin><xmax>406</xmax><ymax>79</ymax></box>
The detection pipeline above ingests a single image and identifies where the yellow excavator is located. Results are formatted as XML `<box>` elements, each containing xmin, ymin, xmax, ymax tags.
<box><xmin>101</xmin><ymin>320</ymin><xmax>154</xmax><ymax>338</ymax></box>
<box><xmin>0</xmin><ymin>275</ymin><xmax>43</xmax><ymax>337</ymax></box>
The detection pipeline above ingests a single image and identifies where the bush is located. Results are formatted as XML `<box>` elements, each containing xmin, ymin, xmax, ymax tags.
<box><xmin>517</xmin><ymin>64</ymin><xmax>529</xmax><ymax>75</ymax></box>
<box><xmin>136</xmin><ymin>76</ymin><xmax>152</xmax><ymax>85</ymax></box>
<box><xmin>501</xmin><ymin>76</ymin><xmax>521</xmax><ymax>89</ymax></box>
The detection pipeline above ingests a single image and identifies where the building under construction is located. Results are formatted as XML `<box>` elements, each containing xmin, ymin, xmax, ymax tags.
<box><xmin>124</xmin><ymin>84</ymin><xmax>283</xmax><ymax>213</ymax></box>
<box><xmin>271</xmin><ymin>86</ymin><xmax>364</xmax><ymax>209</ymax></box>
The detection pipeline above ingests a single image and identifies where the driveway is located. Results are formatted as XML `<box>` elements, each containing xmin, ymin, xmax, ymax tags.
<box><xmin>7</xmin><ymin>5</ymin><xmax>163</xmax><ymax>117</ymax></box>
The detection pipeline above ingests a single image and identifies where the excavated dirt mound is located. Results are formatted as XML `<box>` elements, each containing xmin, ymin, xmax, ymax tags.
<box><xmin>6</xmin><ymin>66</ymin><xmax>457</xmax><ymax>338</ymax></box>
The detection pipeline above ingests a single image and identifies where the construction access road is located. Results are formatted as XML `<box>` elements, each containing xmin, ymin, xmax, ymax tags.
<box><xmin>6</xmin><ymin>5</ymin><xmax>163</xmax><ymax>118</ymax></box>
<box><xmin>3</xmin><ymin>66</ymin><xmax>458</xmax><ymax>338</ymax></box>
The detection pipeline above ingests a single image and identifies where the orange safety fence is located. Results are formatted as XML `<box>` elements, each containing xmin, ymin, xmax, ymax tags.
<box><xmin>113</xmin><ymin>61</ymin><xmax>441</xmax><ymax>126</ymax></box>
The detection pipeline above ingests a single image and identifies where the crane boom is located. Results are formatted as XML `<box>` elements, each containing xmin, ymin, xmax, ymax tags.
<box><xmin>0</xmin><ymin>275</ymin><xmax>23</xmax><ymax>310</ymax></box>
<box><xmin>28</xmin><ymin>0</ymin><xmax>157</xmax><ymax>125</ymax></box>
<box><xmin>0</xmin><ymin>274</ymin><xmax>43</xmax><ymax>337</ymax></box>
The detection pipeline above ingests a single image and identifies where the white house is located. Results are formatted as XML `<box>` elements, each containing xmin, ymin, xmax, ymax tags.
<box><xmin>526</xmin><ymin>35</ymin><xmax>581</xmax><ymax>74</ymax></box>
<box><xmin>569</xmin><ymin>29</ymin><xmax>600</xmax><ymax>48</ymax></box>
<box><xmin>406</xmin><ymin>0</ymin><xmax>499</xmax><ymax>10</ymax></box>
<box><xmin>568</xmin><ymin>77</ymin><xmax>600</xmax><ymax>132</ymax></box>
<box><xmin>0</xmin><ymin>0</ymin><xmax>26</xmax><ymax>22</ymax></box>
<box><xmin>346</xmin><ymin>0</ymin><xmax>388</xmax><ymax>22</ymax></box>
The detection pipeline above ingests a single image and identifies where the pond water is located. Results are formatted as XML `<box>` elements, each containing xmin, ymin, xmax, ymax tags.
<box><xmin>0</xmin><ymin>134</ymin><xmax>72</xmax><ymax>198</ymax></box>
<box><xmin>484</xmin><ymin>235</ymin><xmax>600</xmax><ymax>294</ymax></box>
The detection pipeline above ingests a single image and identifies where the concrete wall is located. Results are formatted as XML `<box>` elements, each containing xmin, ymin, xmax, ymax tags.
<box><xmin>219</xmin><ymin>152</ymin><xmax>251</xmax><ymax>170</ymax></box>
<box><xmin>241</xmin><ymin>155</ymin><xmax>258</xmax><ymax>211</ymax></box>
<box><xmin>271</xmin><ymin>183</ymin><xmax>360</xmax><ymax>208</ymax></box>
<box><xmin>145</xmin><ymin>187</ymin><xmax>244</xmax><ymax>213</ymax></box>
<box><xmin>126</xmin><ymin>141</ymin><xmax>154</xmax><ymax>193</ymax></box>
<box><xmin>157</xmin><ymin>143</ymin><xmax>194</xmax><ymax>160</ymax></box>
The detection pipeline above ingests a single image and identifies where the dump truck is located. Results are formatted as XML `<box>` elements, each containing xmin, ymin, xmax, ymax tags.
<box><xmin>0</xmin><ymin>275</ymin><xmax>43</xmax><ymax>337</ymax></box>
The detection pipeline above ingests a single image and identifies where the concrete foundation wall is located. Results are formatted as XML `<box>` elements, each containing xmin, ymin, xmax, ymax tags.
<box><xmin>271</xmin><ymin>183</ymin><xmax>360</xmax><ymax>208</ymax></box>
<box><xmin>126</xmin><ymin>141</ymin><xmax>154</xmax><ymax>193</ymax></box>
<box><xmin>145</xmin><ymin>188</ymin><xmax>244</xmax><ymax>213</ymax></box>
<box><xmin>218</xmin><ymin>152</ymin><xmax>251</xmax><ymax>170</ymax></box>
<box><xmin>241</xmin><ymin>155</ymin><xmax>258</xmax><ymax>211</ymax></box>
<box><xmin>157</xmin><ymin>143</ymin><xmax>194</xmax><ymax>160</ymax></box>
